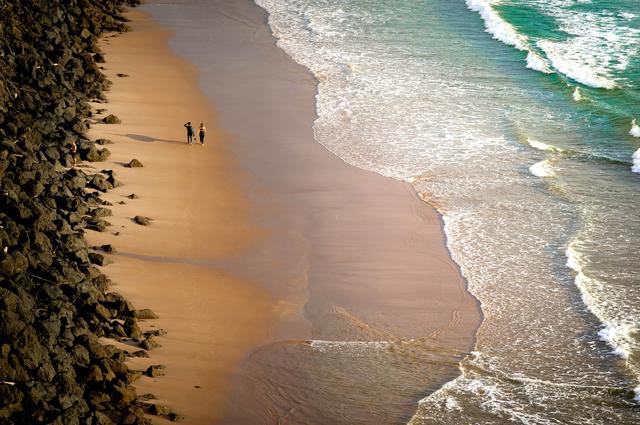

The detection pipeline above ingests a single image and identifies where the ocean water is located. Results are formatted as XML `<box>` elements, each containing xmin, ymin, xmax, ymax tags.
<box><xmin>254</xmin><ymin>0</ymin><xmax>640</xmax><ymax>423</ymax></box>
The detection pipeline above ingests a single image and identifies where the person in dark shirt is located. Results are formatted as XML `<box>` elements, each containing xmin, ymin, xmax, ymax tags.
<box><xmin>184</xmin><ymin>122</ymin><xmax>195</xmax><ymax>144</ymax></box>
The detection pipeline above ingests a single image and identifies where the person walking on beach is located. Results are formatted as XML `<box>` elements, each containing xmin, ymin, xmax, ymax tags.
<box><xmin>184</xmin><ymin>122</ymin><xmax>195</xmax><ymax>144</ymax></box>
<box><xmin>198</xmin><ymin>123</ymin><xmax>206</xmax><ymax>146</ymax></box>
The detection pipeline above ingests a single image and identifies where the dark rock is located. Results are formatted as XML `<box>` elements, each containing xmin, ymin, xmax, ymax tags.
<box><xmin>125</xmin><ymin>159</ymin><xmax>143</xmax><ymax>168</ymax></box>
<box><xmin>97</xmin><ymin>244</ymin><xmax>116</xmax><ymax>254</ymax></box>
<box><xmin>149</xmin><ymin>404</ymin><xmax>170</xmax><ymax>416</ymax></box>
<box><xmin>139</xmin><ymin>393</ymin><xmax>157</xmax><ymax>400</ymax></box>
<box><xmin>90</xmin><ymin>207</ymin><xmax>112</xmax><ymax>218</ymax></box>
<box><xmin>169</xmin><ymin>412</ymin><xmax>184</xmax><ymax>422</ymax></box>
<box><xmin>116</xmin><ymin>73</ymin><xmax>129</xmax><ymax>78</ymax></box>
<box><xmin>104</xmin><ymin>292</ymin><xmax>135</xmax><ymax>315</ymax></box>
<box><xmin>95</xmin><ymin>138</ymin><xmax>112</xmax><ymax>145</ymax></box>
<box><xmin>94</xmin><ymin>412</ymin><xmax>116</xmax><ymax>425</ymax></box>
<box><xmin>85</xmin><ymin>218</ymin><xmax>110</xmax><ymax>232</ymax></box>
<box><xmin>124</xmin><ymin>318</ymin><xmax>143</xmax><ymax>341</ymax></box>
<box><xmin>144</xmin><ymin>365</ymin><xmax>165</xmax><ymax>378</ymax></box>
<box><xmin>127</xmin><ymin>193</ymin><xmax>139</xmax><ymax>199</ymax></box>
<box><xmin>134</xmin><ymin>309</ymin><xmax>158</xmax><ymax>320</ymax></box>
<box><xmin>88</xmin><ymin>252</ymin><xmax>109</xmax><ymax>266</ymax></box>
<box><xmin>102</xmin><ymin>114</ymin><xmax>121</xmax><ymax>124</ymax></box>
<box><xmin>86</xmin><ymin>365</ymin><xmax>104</xmax><ymax>382</ymax></box>
<box><xmin>133</xmin><ymin>216</ymin><xmax>151</xmax><ymax>226</ymax></box>
<box><xmin>88</xmin><ymin>174</ymin><xmax>111</xmax><ymax>192</ymax></box>
<box><xmin>140</xmin><ymin>337</ymin><xmax>160</xmax><ymax>351</ymax></box>
<box><xmin>0</xmin><ymin>1</ymin><xmax>148</xmax><ymax>423</ymax></box>
<box><xmin>105</xmin><ymin>171</ymin><xmax>120</xmax><ymax>187</ymax></box>
<box><xmin>143</xmin><ymin>329</ymin><xmax>167</xmax><ymax>338</ymax></box>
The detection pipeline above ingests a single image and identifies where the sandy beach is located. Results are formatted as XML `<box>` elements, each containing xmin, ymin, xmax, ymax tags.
<box><xmin>85</xmin><ymin>2</ymin><xmax>481</xmax><ymax>424</ymax></box>
<box><xmin>85</xmin><ymin>10</ymin><xmax>275</xmax><ymax>424</ymax></box>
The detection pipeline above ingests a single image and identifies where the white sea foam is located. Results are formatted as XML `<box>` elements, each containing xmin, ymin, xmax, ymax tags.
<box><xmin>444</xmin><ymin>397</ymin><xmax>461</xmax><ymax>412</ymax></box>
<box><xmin>538</xmin><ymin>40</ymin><xmax>617</xmax><ymax>89</ymax></box>
<box><xmin>572</xmin><ymin>87</ymin><xmax>582</xmax><ymax>102</ymax></box>
<box><xmin>632</xmin><ymin>148</ymin><xmax>640</xmax><ymax>174</ymax></box>
<box><xmin>629</xmin><ymin>119</ymin><xmax>640</xmax><ymax>138</ymax></box>
<box><xmin>526</xmin><ymin>51</ymin><xmax>551</xmax><ymax>74</ymax></box>
<box><xmin>529</xmin><ymin>160</ymin><xmax>555</xmax><ymax>177</ymax></box>
<box><xmin>308</xmin><ymin>340</ymin><xmax>392</xmax><ymax>353</ymax></box>
<box><xmin>465</xmin><ymin>0</ymin><xmax>527</xmax><ymax>50</ymax></box>
<box><xmin>527</xmin><ymin>138</ymin><xmax>552</xmax><ymax>151</ymax></box>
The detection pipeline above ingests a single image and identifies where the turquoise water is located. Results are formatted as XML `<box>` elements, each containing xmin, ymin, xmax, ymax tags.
<box><xmin>256</xmin><ymin>0</ymin><xmax>640</xmax><ymax>423</ymax></box>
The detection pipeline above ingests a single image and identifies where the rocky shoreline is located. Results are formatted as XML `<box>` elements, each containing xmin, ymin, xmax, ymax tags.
<box><xmin>0</xmin><ymin>1</ymin><xmax>164</xmax><ymax>423</ymax></box>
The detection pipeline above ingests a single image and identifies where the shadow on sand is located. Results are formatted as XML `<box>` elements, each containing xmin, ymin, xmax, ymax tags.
<box><xmin>123</xmin><ymin>133</ymin><xmax>185</xmax><ymax>145</ymax></box>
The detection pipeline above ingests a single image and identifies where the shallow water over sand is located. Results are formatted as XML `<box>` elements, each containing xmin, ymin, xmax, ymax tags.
<box><xmin>254</xmin><ymin>0</ymin><xmax>640</xmax><ymax>423</ymax></box>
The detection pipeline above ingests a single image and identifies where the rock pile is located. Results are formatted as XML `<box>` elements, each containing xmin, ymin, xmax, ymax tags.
<box><xmin>0</xmin><ymin>1</ymin><xmax>157</xmax><ymax>424</ymax></box>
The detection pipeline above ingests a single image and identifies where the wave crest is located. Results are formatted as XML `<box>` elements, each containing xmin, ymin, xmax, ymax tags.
<box><xmin>538</xmin><ymin>40</ymin><xmax>617</xmax><ymax>89</ymax></box>
<box><xmin>526</xmin><ymin>51</ymin><xmax>551</xmax><ymax>74</ymax></box>
<box><xmin>465</xmin><ymin>0</ymin><xmax>527</xmax><ymax>50</ymax></box>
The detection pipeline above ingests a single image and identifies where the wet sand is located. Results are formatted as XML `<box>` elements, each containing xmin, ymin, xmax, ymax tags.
<box><xmin>86</xmin><ymin>2</ymin><xmax>482</xmax><ymax>424</ymax></box>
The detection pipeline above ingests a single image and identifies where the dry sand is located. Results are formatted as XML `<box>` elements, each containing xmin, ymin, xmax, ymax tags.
<box><xmin>85</xmin><ymin>10</ymin><xmax>274</xmax><ymax>424</ymax></box>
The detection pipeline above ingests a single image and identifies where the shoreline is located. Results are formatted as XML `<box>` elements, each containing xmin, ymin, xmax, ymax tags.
<box><xmin>86</xmin><ymin>10</ymin><xmax>275</xmax><ymax>424</ymax></box>
<box><xmin>144</xmin><ymin>1</ymin><xmax>482</xmax><ymax>423</ymax></box>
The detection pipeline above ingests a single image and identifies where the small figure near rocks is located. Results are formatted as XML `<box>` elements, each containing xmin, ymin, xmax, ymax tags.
<box><xmin>184</xmin><ymin>122</ymin><xmax>194</xmax><ymax>144</ymax></box>
<box><xmin>69</xmin><ymin>140</ymin><xmax>78</xmax><ymax>166</ymax></box>
<box><xmin>198</xmin><ymin>123</ymin><xmax>206</xmax><ymax>146</ymax></box>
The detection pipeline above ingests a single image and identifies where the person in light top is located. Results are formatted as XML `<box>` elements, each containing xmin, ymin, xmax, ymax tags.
<box><xmin>198</xmin><ymin>123</ymin><xmax>206</xmax><ymax>146</ymax></box>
